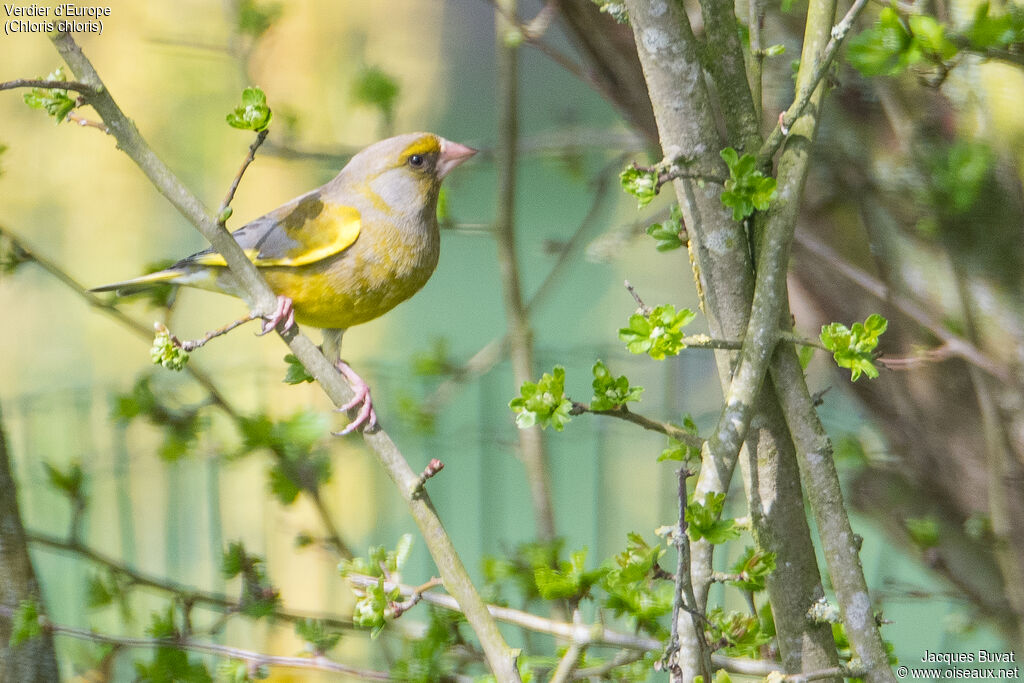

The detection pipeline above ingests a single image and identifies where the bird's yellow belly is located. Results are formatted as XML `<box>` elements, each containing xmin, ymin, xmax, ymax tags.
<box><xmin>260</xmin><ymin>255</ymin><xmax>435</xmax><ymax>330</ymax></box>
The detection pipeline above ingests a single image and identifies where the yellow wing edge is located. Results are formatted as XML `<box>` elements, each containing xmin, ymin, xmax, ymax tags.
<box><xmin>192</xmin><ymin>204</ymin><xmax>361</xmax><ymax>268</ymax></box>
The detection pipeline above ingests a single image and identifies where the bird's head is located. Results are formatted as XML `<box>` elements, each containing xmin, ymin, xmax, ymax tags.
<box><xmin>342</xmin><ymin>132</ymin><xmax>477</xmax><ymax>219</ymax></box>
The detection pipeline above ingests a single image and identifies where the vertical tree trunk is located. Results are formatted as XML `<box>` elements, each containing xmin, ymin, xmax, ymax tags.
<box><xmin>0</xmin><ymin>401</ymin><xmax>61</xmax><ymax>682</ymax></box>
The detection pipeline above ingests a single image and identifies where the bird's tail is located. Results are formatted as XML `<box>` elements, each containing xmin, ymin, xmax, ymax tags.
<box><xmin>89</xmin><ymin>269</ymin><xmax>185</xmax><ymax>295</ymax></box>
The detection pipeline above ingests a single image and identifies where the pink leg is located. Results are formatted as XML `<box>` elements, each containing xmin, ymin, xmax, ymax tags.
<box><xmin>257</xmin><ymin>295</ymin><xmax>296</xmax><ymax>335</ymax></box>
<box><xmin>332</xmin><ymin>359</ymin><xmax>378</xmax><ymax>435</ymax></box>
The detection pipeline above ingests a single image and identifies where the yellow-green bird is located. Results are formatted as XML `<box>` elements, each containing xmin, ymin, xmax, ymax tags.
<box><xmin>92</xmin><ymin>132</ymin><xmax>477</xmax><ymax>433</ymax></box>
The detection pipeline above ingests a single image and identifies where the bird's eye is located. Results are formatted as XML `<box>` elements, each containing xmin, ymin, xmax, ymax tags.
<box><xmin>408</xmin><ymin>154</ymin><xmax>425</xmax><ymax>168</ymax></box>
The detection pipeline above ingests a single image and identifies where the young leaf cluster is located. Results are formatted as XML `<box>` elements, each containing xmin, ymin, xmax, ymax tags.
<box><xmin>657</xmin><ymin>415</ymin><xmax>702</xmax><ymax>462</ymax></box>
<box><xmin>726</xmin><ymin>547</ymin><xmax>777</xmax><ymax>593</ymax></box>
<box><xmin>282</xmin><ymin>353</ymin><xmax>314</xmax><ymax>384</ymax></box>
<box><xmin>601</xmin><ymin>533</ymin><xmax>673</xmax><ymax>636</ymax></box>
<box><xmin>685</xmin><ymin>492</ymin><xmax>742</xmax><ymax>544</ymax></box>
<box><xmin>240</xmin><ymin>411</ymin><xmax>332</xmax><ymax>505</ymax></box>
<box><xmin>226</xmin><ymin>87</ymin><xmax>272</xmax><ymax>132</ymax></box>
<box><xmin>619</xmin><ymin>304</ymin><xmax>696</xmax><ymax>359</ymax></box>
<box><xmin>294</xmin><ymin>618</ymin><xmax>343</xmax><ymax>655</ymax></box>
<box><xmin>222</xmin><ymin>541</ymin><xmax>281</xmax><ymax>619</ymax></box>
<box><xmin>819</xmin><ymin>313</ymin><xmax>888</xmax><ymax>381</ymax></box>
<box><xmin>22</xmin><ymin>67</ymin><xmax>77</xmax><ymax>124</ymax></box>
<box><xmin>135</xmin><ymin>606</ymin><xmax>213</xmax><ymax>682</ymax></box>
<box><xmin>340</xmin><ymin>536</ymin><xmax>414</xmax><ymax>637</ymax></box>
<box><xmin>720</xmin><ymin>148</ymin><xmax>777</xmax><ymax>221</ymax></box>
<box><xmin>590</xmin><ymin>360</ymin><xmax>643</xmax><ymax>410</ymax></box>
<box><xmin>151</xmin><ymin>330</ymin><xmax>190</xmax><ymax>371</ymax></box>
<box><xmin>113</xmin><ymin>376</ymin><xmax>207</xmax><ymax>461</ymax></box>
<box><xmin>646</xmin><ymin>204</ymin><xmax>685</xmax><ymax>251</ymax></box>
<box><xmin>508</xmin><ymin>365</ymin><xmax>573</xmax><ymax>431</ymax></box>
<box><xmin>533</xmin><ymin>548</ymin><xmax>608</xmax><ymax>605</ymax></box>
<box><xmin>848</xmin><ymin>3</ymin><xmax>1024</xmax><ymax>78</ymax></box>
<box><xmin>619</xmin><ymin>165</ymin><xmax>659</xmax><ymax>208</ymax></box>
<box><xmin>706</xmin><ymin>607</ymin><xmax>773</xmax><ymax>657</ymax></box>
<box><xmin>9</xmin><ymin>599</ymin><xmax>42</xmax><ymax>647</ymax></box>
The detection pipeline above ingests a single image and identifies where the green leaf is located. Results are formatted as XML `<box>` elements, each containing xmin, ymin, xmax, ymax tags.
<box><xmin>726</xmin><ymin>547</ymin><xmax>777</xmax><ymax>592</ymax></box>
<box><xmin>763</xmin><ymin>43</ymin><xmax>787</xmax><ymax>57</ymax></box>
<box><xmin>226</xmin><ymin>87</ymin><xmax>272</xmax><ymax>131</ymax></box>
<box><xmin>964</xmin><ymin>2</ymin><xmax>1024</xmax><ymax>50</ymax></box>
<box><xmin>820</xmin><ymin>314</ymin><xmax>887</xmax><ymax>381</ymax></box>
<box><xmin>340</xmin><ymin>535</ymin><xmax>415</xmax><ymax>580</ymax></box>
<box><xmin>42</xmin><ymin>460</ymin><xmax>84</xmax><ymax>500</ymax></box>
<box><xmin>351</xmin><ymin>577</ymin><xmax>400</xmax><ymax>638</ymax></box>
<box><xmin>22</xmin><ymin>68</ymin><xmax>76</xmax><ymax>124</ymax></box>
<box><xmin>237</xmin><ymin>0</ymin><xmax>283</xmax><ymax>38</ymax></box>
<box><xmin>707</xmin><ymin>607</ymin><xmax>773</xmax><ymax>657</ymax></box>
<box><xmin>593</xmin><ymin>0</ymin><xmax>629</xmax><ymax>23</ymax></box>
<box><xmin>590</xmin><ymin>360</ymin><xmax>643</xmax><ymax>410</ymax></box>
<box><xmin>927</xmin><ymin>140</ymin><xmax>994</xmax><ymax>214</ymax></box>
<box><xmin>618</xmin><ymin>304</ymin><xmax>696</xmax><ymax>360</ymax></box>
<box><xmin>720</xmin><ymin>147</ymin><xmax>777</xmax><ymax>221</ymax></box>
<box><xmin>352</xmin><ymin>66</ymin><xmax>400</xmax><ymax>124</ymax></box>
<box><xmin>685</xmin><ymin>492</ymin><xmax>741</xmax><ymax>544</ymax></box>
<box><xmin>295</xmin><ymin>618</ymin><xmax>342</xmax><ymax>654</ymax></box>
<box><xmin>9</xmin><ymin>599</ymin><xmax>42</xmax><ymax>647</ymax></box>
<box><xmin>533</xmin><ymin>548</ymin><xmax>608</xmax><ymax>603</ymax></box>
<box><xmin>906</xmin><ymin>517</ymin><xmax>940</xmax><ymax>549</ymax></box>
<box><xmin>509</xmin><ymin>366</ymin><xmax>573</xmax><ymax>431</ymax></box>
<box><xmin>222</xmin><ymin>541</ymin><xmax>247</xmax><ymax>579</ymax></box>
<box><xmin>657</xmin><ymin>416</ymin><xmax>701</xmax><ymax>462</ymax></box>
<box><xmin>908</xmin><ymin>14</ymin><xmax>958</xmax><ymax>60</ymax></box>
<box><xmin>847</xmin><ymin>7</ymin><xmax>921</xmax><ymax>76</ymax></box>
<box><xmin>645</xmin><ymin>204</ymin><xmax>685</xmax><ymax>251</ymax></box>
<box><xmin>619</xmin><ymin>165</ymin><xmax>659</xmax><ymax>208</ymax></box>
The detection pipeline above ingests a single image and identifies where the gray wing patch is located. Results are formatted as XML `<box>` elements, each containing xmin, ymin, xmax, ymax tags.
<box><xmin>175</xmin><ymin>189</ymin><xmax>325</xmax><ymax>267</ymax></box>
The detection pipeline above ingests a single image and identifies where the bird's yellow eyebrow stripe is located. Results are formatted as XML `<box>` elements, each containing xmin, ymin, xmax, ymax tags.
<box><xmin>399</xmin><ymin>136</ymin><xmax>440</xmax><ymax>161</ymax></box>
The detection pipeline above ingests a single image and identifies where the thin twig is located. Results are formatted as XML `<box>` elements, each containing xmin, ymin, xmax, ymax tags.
<box><xmin>219</xmin><ymin>128</ymin><xmax>269</xmax><ymax>225</ymax></box>
<box><xmin>663</xmin><ymin>466</ymin><xmax>711</xmax><ymax>679</ymax></box>
<box><xmin>624</xmin><ymin>279</ymin><xmax>652</xmax><ymax>315</ymax></box>
<box><xmin>389</xmin><ymin>577</ymin><xmax>443</xmax><ymax>618</ymax></box>
<box><xmin>158</xmin><ymin>313</ymin><xmax>260</xmax><ymax>352</ymax></box>
<box><xmin>0</xmin><ymin>605</ymin><xmax>387</xmax><ymax>680</ymax></box>
<box><xmin>758</xmin><ymin>0</ymin><xmax>871</xmax><ymax>163</ymax></box>
<box><xmin>66</xmin><ymin>111</ymin><xmax>110</xmax><ymax>132</ymax></box>
<box><xmin>548</xmin><ymin>642</ymin><xmax>584</xmax><ymax>683</ymax></box>
<box><xmin>413</xmin><ymin>458</ymin><xmax>445</xmax><ymax>494</ymax></box>
<box><xmin>570</xmin><ymin>403</ymin><xmax>705</xmax><ymax>449</ymax></box>
<box><xmin>0</xmin><ymin>77</ymin><xmax>97</xmax><ymax>93</ymax></box>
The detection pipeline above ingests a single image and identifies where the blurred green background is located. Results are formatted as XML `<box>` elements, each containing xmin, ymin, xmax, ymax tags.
<box><xmin>0</xmin><ymin>0</ymin><xmax>1016</xmax><ymax>679</ymax></box>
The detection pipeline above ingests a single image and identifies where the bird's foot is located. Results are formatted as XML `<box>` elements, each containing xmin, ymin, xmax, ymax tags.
<box><xmin>332</xmin><ymin>359</ymin><xmax>378</xmax><ymax>435</ymax></box>
<box><xmin>257</xmin><ymin>295</ymin><xmax>296</xmax><ymax>335</ymax></box>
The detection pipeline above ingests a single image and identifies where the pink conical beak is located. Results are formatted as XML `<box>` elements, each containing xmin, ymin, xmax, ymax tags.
<box><xmin>437</xmin><ymin>139</ymin><xmax>477</xmax><ymax>178</ymax></box>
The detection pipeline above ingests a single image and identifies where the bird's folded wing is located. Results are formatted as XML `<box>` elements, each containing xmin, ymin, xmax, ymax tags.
<box><xmin>185</xmin><ymin>191</ymin><xmax>362</xmax><ymax>268</ymax></box>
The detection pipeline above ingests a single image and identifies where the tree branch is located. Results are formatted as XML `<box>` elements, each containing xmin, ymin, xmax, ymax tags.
<box><xmin>47</xmin><ymin>32</ymin><xmax>521</xmax><ymax>683</ymax></box>
<box><xmin>0</xmin><ymin>605</ymin><xmax>388</xmax><ymax>680</ymax></box>
<box><xmin>570</xmin><ymin>403</ymin><xmax>705</xmax><ymax>449</ymax></box>
<box><xmin>0</xmin><ymin>77</ymin><xmax>97</xmax><ymax>93</ymax></box>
